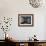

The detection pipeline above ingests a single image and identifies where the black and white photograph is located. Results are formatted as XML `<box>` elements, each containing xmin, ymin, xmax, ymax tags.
<box><xmin>18</xmin><ymin>14</ymin><xmax>34</xmax><ymax>26</ymax></box>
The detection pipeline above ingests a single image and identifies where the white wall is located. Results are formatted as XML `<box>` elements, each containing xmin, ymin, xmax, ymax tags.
<box><xmin>0</xmin><ymin>0</ymin><xmax>46</xmax><ymax>40</ymax></box>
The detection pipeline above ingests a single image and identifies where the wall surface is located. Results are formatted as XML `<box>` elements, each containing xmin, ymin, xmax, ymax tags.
<box><xmin>0</xmin><ymin>0</ymin><xmax>46</xmax><ymax>40</ymax></box>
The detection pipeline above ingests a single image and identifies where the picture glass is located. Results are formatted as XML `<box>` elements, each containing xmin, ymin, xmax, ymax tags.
<box><xmin>18</xmin><ymin>14</ymin><xmax>34</xmax><ymax>26</ymax></box>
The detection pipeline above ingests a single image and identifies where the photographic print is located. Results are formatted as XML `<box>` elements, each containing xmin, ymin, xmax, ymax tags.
<box><xmin>18</xmin><ymin>14</ymin><xmax>34</xmax><ymax>27</ymax></box>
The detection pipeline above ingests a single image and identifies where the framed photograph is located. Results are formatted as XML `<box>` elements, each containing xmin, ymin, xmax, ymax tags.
<box><xmin>18</xmin><ymin>14</ymin><xmax>34</xmax><ymax>27</ymax></box>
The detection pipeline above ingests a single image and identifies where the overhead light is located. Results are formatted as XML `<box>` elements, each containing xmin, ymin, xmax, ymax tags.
<box><xmin>29</xmin><ymin>0</ymin><xmax>45</xmax><ymax>8</ymax></box>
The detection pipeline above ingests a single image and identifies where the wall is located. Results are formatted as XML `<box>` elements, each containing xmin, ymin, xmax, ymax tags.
<box><xmin>0</xmin><ymin>0</ymin><xmax>46</xmax><ymax>40</ymax></box>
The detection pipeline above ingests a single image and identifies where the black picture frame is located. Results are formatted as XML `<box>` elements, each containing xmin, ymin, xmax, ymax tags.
<box><xmin>18</xmin><ymin>14</ymin><xmax>34</xmax><ymax>27</ymax></box>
